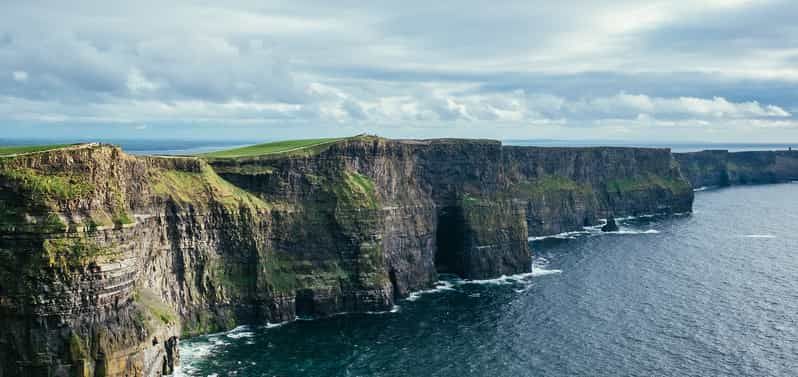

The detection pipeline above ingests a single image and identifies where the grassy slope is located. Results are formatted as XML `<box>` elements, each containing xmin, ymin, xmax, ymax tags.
<box><xmin>201</xmin><ymin>137</ymin><xmax>349</xmax><ymax>158</ymax></box>
<box><xmin>0</xmin><ymin>144</ymin><xmax>73</xmax><ymax>156</ymax></box>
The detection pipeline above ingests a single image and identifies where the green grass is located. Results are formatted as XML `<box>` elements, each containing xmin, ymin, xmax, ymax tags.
<box><xmin>514</xmin><ymin>175</ymin><xmax>591</xmax><ymax>198</ymax></box>
<box><xmin>42</xmin><ymin>237</ymin><xmax>118</xmax><ymax>270</ymax></box>
<box><xmin>332</xmin><ymin>171</ymin><xmax>379</xmax><ymax>210</ymax></box>
<box><xmin>606</xmin><ymin>174</ymin><xmax>691</xmax><ymax>194</ymax></box>
<box><xmin>1</xmin><ymin>168</ymin><xmax>94</xmax><ymax>202</ymax></box>
<box><xmin>150</xmin><ymin>164</ymin><xmax>272</xmax><ymax>211</ymax></box>
<box><xmin>0</xmin><ymin>144</ymin><xmax>73</xmax><ymax>156</ymax></box>
<box><xmin>133</xmin><ymin>288</ymin><xmax>178</xmax><ymax>326</ymax></box>
<box><xmin>202</xmin><ymin>137</ymin><xmax>348</xmax><ymax>158</ymax></box>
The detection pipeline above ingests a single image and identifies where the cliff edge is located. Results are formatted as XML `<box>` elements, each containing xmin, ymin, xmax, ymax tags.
<box><xmin>674</xmin><ymin>149</ymin><xmax>798</xmax><ymax>188</ymax></box>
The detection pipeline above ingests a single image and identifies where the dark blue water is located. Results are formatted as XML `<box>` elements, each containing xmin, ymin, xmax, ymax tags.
<box><xmin>177</xmin><ymin>183</ymin><xmax>798</xmax><ymax>377</ymax></box>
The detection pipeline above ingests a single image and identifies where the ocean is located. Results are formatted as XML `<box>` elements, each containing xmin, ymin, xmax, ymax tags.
<box><xmin>176</xmin><ymin>183</ymin><xmax>798</xmax><ymax>376</ymax></box>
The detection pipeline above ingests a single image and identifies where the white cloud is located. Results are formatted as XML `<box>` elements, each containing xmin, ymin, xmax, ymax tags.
<box><xmin>0</xmin><ymin>1</ymin><xmax>796</xmax><ymax>141</ymax></box>
<box><xmin>126</xmin><ymin>68</ymin><xmax>159</xmax><ymax>93</ymax></box>
<box><xmin>568</xmin><ymin>93</ymin><xmax>790</xmax><ymax>120</ymax></box>
<box><xmin>12</xmin><ymin>71</ymin><xmax>28</xmax><ymax>82</ymax></box>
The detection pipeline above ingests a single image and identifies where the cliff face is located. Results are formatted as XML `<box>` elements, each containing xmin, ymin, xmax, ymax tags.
<box><xmin>674</xmin><ymin>150</ymin><xmax>798</xmax><ymax>188</ymax></box>
<box><xmin>0</xmin><ymin>138</ymin><xmax>693</xmax><ymax>376</ymax></box>
<box><xmin>503</xmin><ymin>147</ymin><xmax>693</xmax><ymax>236</ymax></box>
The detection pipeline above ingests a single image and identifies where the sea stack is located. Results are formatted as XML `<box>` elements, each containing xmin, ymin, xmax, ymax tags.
<box><xmin>602</xmin><ymin>216</ymin><xmax>620</xmax><ymax>232</ymax></box>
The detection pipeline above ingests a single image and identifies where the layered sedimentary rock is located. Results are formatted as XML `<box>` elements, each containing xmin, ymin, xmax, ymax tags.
<box><xmin>503</xmin><ymin>147</ymin><xmax>693</xmax><ymax>236</ymax></box>
<box><xmin>675</xmin><ymin>149</ymin><xmax>798</xmax><ymax>188</ymax></box>
<box><xmin>0</xmin><ymin>137</ymin><xmax>693</xmax><ymax>376</ymax></box>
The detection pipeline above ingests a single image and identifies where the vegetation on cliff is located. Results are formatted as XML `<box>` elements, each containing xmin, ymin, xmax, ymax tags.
<box><xmin>150</xmin><ymin>163</ymin><xmax>272</xmax><ymax>212</ymax></box>
<box><xmin>201</xmin><ymin>137</ymin><xmax>347</xmax><ymax>158</ymax></box>
<box><xmin>513</xmin><ymin>175</ymin><xmax>594</xmax><ymax>198</ymax></box>
<box><xmin>606</xmin><ymin>173</ymin><xmax>691</xmax><ymax>195</ymax></box>
<box><xmin>0</xmin><ymin>144</ymin><xmax>73</xmax><ymax>156</ymax></box>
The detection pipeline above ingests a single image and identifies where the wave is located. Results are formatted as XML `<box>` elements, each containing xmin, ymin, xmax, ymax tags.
<box><xmin>612</xmin><ymin>228</ymin><xmax>660</xmax><ymax>235</ymax></box>
<box><xmin>404</xmin><ymin>280</ymin><xmax>456</xmax><ymax>301</ymax></box>
<box><xmin>742</xmin><ymin>234</ymin><xmax>776</xmax><ymax>238</ymax></box>
<box><xmin>403</xmin><ymin>257</ymin><xmax>563</xmax><ymax>300</ymax></box>
<box><xmin>529</xmin><ymin>226</ymin><xmax>659</xmax><ymax>241</ymax></box>
<box><xmin>528</xmin><ymin>230</ymin><xmax>591</xmax><ymax>241</ymax></box>
<box><xmin>264</xmin><ymin>319</ymin><xmax>294</xmax><ymax>329</ymax></box>
<box><xmin>528</xmin><ymin>211</ymin><xmax>681</xmax><ymax>242</ymax></box>
<box><xmin>694</xmin><ymin>186</ymin><xmax>709</xmax><ymax>192</ymax></box>
<box><xmin>225</xmin><ymin>325</ymin><xmax>255</xmax><ymax>339</ymax></box>
<box><xmin>366</xmin><ymin>305</ymin><xmax>401</xmax><ymax>314</ymax></box>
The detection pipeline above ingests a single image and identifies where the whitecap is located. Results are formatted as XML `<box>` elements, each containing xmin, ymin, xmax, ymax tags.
<box><xmin>610</xmin><ymin>228</ymin><xmax>660</xmax><ymax>235</ymax></box>
<box><xmin>404</xmin><ymin>280</ymin><xmax>456</xmax><ymax>301</ymax></box>
<box><xmin>264</xmin><ymin>318</ymin><xmax>296</xmax><ymax>328</ymax></box>
<box><xmin>531</xmin><ymin>257</ymin><xmax>563</xmax><ymax>277</ymax></box>
<box><xmin>528</xmin><ymin>230</ymin><xmax>591</xmax><ymax>241</ymax></box>
<box><xmin>455</xmin><ymin>258</ymin><xmax>562</xmax><ymax>286</ymax></box>
<box><xmin>458</xmin><ymin>272</ymin><xmax>536</xmax><ymax>285</ymax></box>
<box><xmin>226</xmin><ymin>325</ymin><xmax>255</xmax><ymax>339</ymax></box>
<box><xmin>208</xmin><ymin>337</ymin><xmax>230</xmax><ymax>347</ymax></box>
<box><xmin>366</xmin><ymin>305</ymin><xmax>401</xmax><ymax>314</ymax></box>
<box><xmin>693</xmin><ymin>186</ymin><xmax>709</xmax><ymax>192</ymax></box>
<box><xmin>742</xmin><ymin>234</ymin><xmax>776</xmax><ymax>238</ymax></box>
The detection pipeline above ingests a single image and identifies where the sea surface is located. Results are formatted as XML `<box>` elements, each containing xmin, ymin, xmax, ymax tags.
<box><xmin>177</xmin><ymin>183</ymin><xmax>798</xmax><ymax>377</ymax></box>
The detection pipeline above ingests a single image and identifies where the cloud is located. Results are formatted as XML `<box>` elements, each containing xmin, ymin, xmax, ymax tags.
<box><xmin>566</xmin><ymin>93</ymin><xmax>791</xmax><ymax>120</ymax></box>
<box><xmin>0</xmin><ymin>0</ymin><xmax>796</xmax><ymax>141</ymax></box>
<box><xmin>12</xmin><ymin>71</ymin><xmax>28</xmax><ymax>82</ymax></box>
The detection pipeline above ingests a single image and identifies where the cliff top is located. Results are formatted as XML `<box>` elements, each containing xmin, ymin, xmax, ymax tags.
<box><xmin>201</xmin><ymin>136</ymin><xmax>353</xmax><ymax>158</ymax></box>
<box><xmin>201</xmin><ymin>135</ymin><xmax>507</xmax><ymax>160</ymax></box>
<box><xmin>0</xmin><ymin>143</ymin><xmax>96</xmax><ymax>157</ymax></box>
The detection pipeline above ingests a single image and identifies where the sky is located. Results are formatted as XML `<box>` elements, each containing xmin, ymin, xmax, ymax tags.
<box><xmin>1</xmin><ymin>0</ymin><xmax>798</xmax><ymax>142</ymax></box>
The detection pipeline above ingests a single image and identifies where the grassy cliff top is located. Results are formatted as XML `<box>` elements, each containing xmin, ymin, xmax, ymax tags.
<box><xmin>201</xmin><ymin>137</ymin><xmax>353</xmax><ymax>158</ymax></box>
<box><xmin>0</xmin><ymin>144</ymin><xmax>78</xmax><ymax>157</ymax></box>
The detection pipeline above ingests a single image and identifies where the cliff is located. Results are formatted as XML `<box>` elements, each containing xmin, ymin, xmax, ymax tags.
<box><xmin>674</xmin><ymin>150</ymin><xmax>798</xmax><ymax>188</ymax></box>
<box><xmin>0</xmin><ymin>137</ymin><xmax>693</xmax><ymax>376</ymax></box>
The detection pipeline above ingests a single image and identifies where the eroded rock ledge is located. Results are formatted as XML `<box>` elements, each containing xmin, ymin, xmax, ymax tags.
<box><xmin>0</xmin><ymin>137</ymin><xmax>693</xmax><ymax>376</ymax></box>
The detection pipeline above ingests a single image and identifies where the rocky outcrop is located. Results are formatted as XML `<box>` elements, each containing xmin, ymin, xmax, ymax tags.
<box><xmin>601</xmin><ymin>216</ymin><xmax>619</xmax><ymax>232</ymax></box>
<box><xmin>0</xmin><ymin>137</ymin><xmax>693</xmax><ymax>376</ymax></box>
<box><xmin>674</xmin><ymin>149</ymin><xmax>798</xmax><ymax>188</ymax></box>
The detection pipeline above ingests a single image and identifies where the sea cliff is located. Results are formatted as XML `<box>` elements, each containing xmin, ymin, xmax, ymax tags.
<box><xmin>674</xmin><ymin>149</ymin><xmax>798</xmax><ymax>188</ymax></box>
<box><xmin>0</xmin><ymin>137</ymin><xmax>693</xmax><ymax>376</ymax></box>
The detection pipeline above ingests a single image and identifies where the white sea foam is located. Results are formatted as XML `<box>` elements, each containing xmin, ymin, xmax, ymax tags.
<box><xmin>528</xmin><ymin>230</ymin><xmax>591</xmax><ymax>241</ymax></box>
<box><xmin>458</xmin><ymin>272</ymin><xmax>536</xmax><ymax>285</ymax></box>
<box><xmin>694</xmin><ymin>186</ymin><xmax>709</xmax><ymax>192</ymax></box>
<box><xmin>208</xmin><ymin>336</ymin><xmax>230</xmax><ymax>347</ymax></box>
<box><xmin>529</xmin><ymin>225</ymin><xmax>660</xmax><ymax>241</ymax></box>
<box><xmin>454</xmin><ymin>258</ymin><xmax>563</xmax><ymax>286</ymax></box>
<box><xmin>531</xmin><ymin>266</ymin><xmax>564</xmax><ymax>276</ymax></box>
<box><xmin>742</xmin><ymin>234</ymin><xmax>776</xmax><ymax>238</ymax></box>
<box><xmin>612</xmin><ymin>228</ymin><xmax>660</xmax><ymax>235</ymax></box>
<box><xmin>404</xmin><ymin>280</ymin><xmax>456</xmax><ymax>301</ymax></box>
<box><xmin>264</xmin><ymin>319</ymin><xmax>295</xmax><ymax>328</ymax></box>
<box><xmin>531</xmin><ymin>257</ymin><xmax>563</xmax><ymax>277</ymax></box>
<box><xmin>226</xmin><ymin>325</ymin><xmax>255</xmax><ymax>339</ymax></box>
<box><xmin>366</xmin><ymin>305</ymin><xmax>401</xmax><ymax>314</ymax></box>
